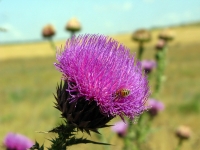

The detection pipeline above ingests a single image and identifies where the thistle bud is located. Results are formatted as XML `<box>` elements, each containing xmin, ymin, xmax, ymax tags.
<box><xmin>111</xmin><ymin>121</ymin><xmax>128</xmax><ymax>137</ymax></box>
<box><xmin>148</xmin><ymin>99</ymin><xmax>164</xmax><ymax>117</ymax></box>
<box><xmin>155</xmin><ymin>39</ymin><xmax>166</xmax><ymax>50</ymax></box>
<box><xmin>141</xmin><ymin>60</ymin><xmax>156</xmax><ymax>74</ymax></box>
<box><xmin>3</xmin><ymin>132</ymin><xmax>33</xmax><ymax>150</ymax></box>
<box><xmin>176</xmin><ymin>125</ymin><xmax>191</xmax><ymax>140</ymax></box>
<box><xmin>42</xmin><ymin>24</ymin><xmax>56</xmax><ymax>38</ymax></box>
<box><xmin>132</xmin><ymin>29</ymin><xmax>151</xmax><ymax>43</ymax></box>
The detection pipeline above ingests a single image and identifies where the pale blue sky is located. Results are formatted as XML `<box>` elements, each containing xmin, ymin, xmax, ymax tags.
<box><xmin>0</xmin><ymin>0</ymin><xmax>200</xmax><ymax>43</ymax></box>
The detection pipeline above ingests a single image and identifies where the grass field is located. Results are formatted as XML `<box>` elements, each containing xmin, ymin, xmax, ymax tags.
<box><xmin>0</xmin><ymin>25</ymin><xmax>200</xmax><ymax>150</ymax></box>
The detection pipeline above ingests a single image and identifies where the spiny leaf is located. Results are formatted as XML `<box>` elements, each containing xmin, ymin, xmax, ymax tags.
<box><xmin>67</xmin><ymin>136</ymin><xmax>111</xmax><ymax>146</ymax></box>
<box><xmin>30</xmin><ymin>141</ymin><xmax>44</xmax><ymax>150</ymax></box>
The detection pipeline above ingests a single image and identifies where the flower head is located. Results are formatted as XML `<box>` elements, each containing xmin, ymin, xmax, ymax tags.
<box><xmin>176</xmin><ymin>125</ymin><xmax>192</xmax><ymax>140</ymax></box>
<box><xmin>3</xmin><ymin>132</ymin><xmax>33</xmax><ymax>150</ymax></box>
<box><xmin>148</xmin><ymin>98</ymin><xmax>164</xmax><ymax>117</ymax></box>
<box><xmin>55</xmin><ymin>34</ymin><xmax>150</xmax><ymax>120</ymax></box>
<box><xmin>111</xmin><ymin>121</ymin><xmax>128</xmax><ymax>137</ymax></box>
<box><xmin>141</xmin><ymin>60</ymin><xmax>156</xmax><ymax>74</ymax></box>
<box><xmin>42</xmin><ymin>24</ymin><xmax>56</xmax><ymax>38</ymax></box>
<box><xmin>159</xmin><ymin>28</ymin><xmax>175</xmax><ymax>41</ymax></box>
<box><xmin>155</xmin><ymin>39</ymin><xmax>166</xmax><ymax>50</ymax></box>
<box><xmin>132</xmin><ymin>29</ymin><xmax>151</xmax><ymax>43</ymax></box>
<box><xmin>65</xmin><ymin>17</ymin><xmax>81</xmax><ymax>32</ymax></box>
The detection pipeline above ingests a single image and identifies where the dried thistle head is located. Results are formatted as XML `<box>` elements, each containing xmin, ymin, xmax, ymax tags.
<box><xmin>42</xmin><ymin>24</ymin><xmax>56</xmax><ymax>38</ymax></box>
<box><xmin>176</xmin><ymin>125</ymin><xmax>192</xmax><ymax>140</ymax></box>
<box><xmin>65</xmin><ymin>17</ymin><xmax>81</xmax><ymax>32</ymax></box>
<box><xmin>159</xmin><ymin>28</ymin><xmax>175</xmax><ymax>41</ymax></box>
<box><xmin>132</xmin><ymin>29</ymin><xmax>151</xmax><ymax>43</ymax></box>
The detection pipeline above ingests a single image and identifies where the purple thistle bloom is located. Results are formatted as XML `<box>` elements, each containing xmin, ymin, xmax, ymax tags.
<box><xmin>111</xmin><ymin>121</ymin><xmax>128</xmax><ymax>137</ymax></box>
<box><xmin>148</xmin><ymin>98</ymin><xmax>164</xmax><ymax>117</ymax></box>
<box><xmin>55</xmin><ymin>34</ymin><xmax>150</xmax><ymax>120</ymax></box>
<box><xmin>3</xmin><ymin>132</ymin><xmax>33</xmax><ymax>150</ymax></box>
<box><xmin>141</xmin><ymin>60</ymin><xmax>156</xmax><ymax>74</ymax></box>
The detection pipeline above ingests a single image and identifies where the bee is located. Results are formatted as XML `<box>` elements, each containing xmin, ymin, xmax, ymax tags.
<box><xmin>113</xmin><ymin>89</ymin><xmax>131</xmax><ymax>100</ymax></box>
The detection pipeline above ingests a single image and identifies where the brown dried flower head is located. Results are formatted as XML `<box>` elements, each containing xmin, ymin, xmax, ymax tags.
<box><xmin>176</xmin><ymin>125</ymin><xmax>192</xmax><ymax>140</ymax></box>
<box><xmin>132</xmin><ymin>29</ymin><xmax>151</xmax><ymax>43</ymax></box>
<box><xmin>42</xmin><ymin>24</ymin><xmax>56</xmax><ymax>38</ymax></box>
<box><xmin>65</xmin><ymin>18</ymin><xmax>81</xmax><ymax>32</ymax></box>
<box><xmin>159</xmin><ymin>28</ymin><xmax>175</xmax><ymax>41</ymax></box>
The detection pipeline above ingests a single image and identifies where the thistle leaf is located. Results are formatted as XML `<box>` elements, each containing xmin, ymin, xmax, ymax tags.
<box><xmin>30</xmin><ymin>141</ymin><xmax>44</xmax><ymax>150</ymax></box>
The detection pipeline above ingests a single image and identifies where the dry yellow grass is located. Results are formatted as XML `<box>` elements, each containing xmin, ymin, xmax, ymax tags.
<box><xmin>1</xmin><ymin>25</ymin><xmax>200</xmax><ymax>61</ymax></box>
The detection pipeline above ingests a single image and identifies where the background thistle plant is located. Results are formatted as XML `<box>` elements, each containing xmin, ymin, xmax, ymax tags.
<box><xmin>42</xmin><ymin>24</ymin><xmax>57</xmax><ymax>50</ymax></box>
<box><xmin>3</xmin><ymin>132</ymin><xmax>33</xmax><ymax>150</ymax></box>
<box><xmin>154</xmin><ymin>28</ymin><xmax>175</xmax><ymax>97</ymax></box>
<box><xmin>175</xmin><ymin>125</ymin><xmax>192</xmax><ymax>150</ymax></box>
<box><xmin>65</xmin><ymin>17</ymin><xmax>81</xmax><ymax>38</ymax></box>
<box><xmin>132</xmin><ymin>29</ymin><xmax>151</xmax><ymax>60</ymax></box>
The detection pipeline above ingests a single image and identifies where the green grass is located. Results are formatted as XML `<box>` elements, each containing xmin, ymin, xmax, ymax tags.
<box><xmin>0</xmin><ymin>26</ymin><xmax>200</xmax><ymax>150</ymax></box>
<box><xmin>177</xmin><ymin>93</ymin><xmax>200</xmax><ymax>114</ymax></box>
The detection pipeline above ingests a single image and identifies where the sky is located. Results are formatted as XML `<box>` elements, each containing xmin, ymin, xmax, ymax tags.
<box><xmin>0</xmin><ymin>0</ymin><xmax>200</xmax><ymax>43</ymax></box>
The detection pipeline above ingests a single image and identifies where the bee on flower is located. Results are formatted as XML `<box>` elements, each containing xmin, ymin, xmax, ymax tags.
<box><xmin>113</xmin><ymin>89</ymin><xmax>131</xmax><ymax>101</ymax></box>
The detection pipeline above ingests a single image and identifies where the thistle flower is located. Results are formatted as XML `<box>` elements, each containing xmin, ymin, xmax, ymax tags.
<box><xmin>3</xmin><ymin>132</ymin><xmax>33</xmax><ymax>150</ymax></box>
<box><xmin>132</xmin><ymin>29</ymin><xmax>151</xmax><ymax>43</ymax></box>
<box><xmin>141</xmin><ymin>60</ymin><xmax>156</xmax><ymax>74</ymax></box>
<box><xmin>148</xmin><ymin>98</ymin><xmax>164</xmax><ymax>117</ymax></box>
<box><xmin>42</xmin><ymin>24</ymin><xmax>56</xmax><ymax>38</ymax></box>
<box><xmin>111</xmin><ymin>121</ymin><xmax>128</xmax><ymax>137</ymax></box>
<box><xmin>54</xmin><ymin>34</ymin><xmax>150</xmax><ymax>133</ymax></box>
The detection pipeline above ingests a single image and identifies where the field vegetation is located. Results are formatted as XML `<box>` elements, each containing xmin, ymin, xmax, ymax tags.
<box><xmin>0</xmin><ymin>24</ymin><xmax>200</xmax><ymax>150</ymax></box>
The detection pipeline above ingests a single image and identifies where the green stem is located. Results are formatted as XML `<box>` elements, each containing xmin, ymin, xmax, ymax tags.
<box><xmin>124</xmin><ymin>120</ymin><xmax>137</xmax><ymax>150</ymax></box>
<box><xmin>48</xmin><ymin>38</ymin><xmax>56</xmax><ymax>51</ymax></box>
<box><xmin>70</xmin><ymin>31</ymin><xmax>75</xmax><ymax>38</ymax></box>
<box><xmin>135</xmin><ymin>116</ymin><xmax>144</xmax><ymax>150</ymax></box>
<box><xmin>137</xmin><ymin>42</ymin><xmax>144</xmax><ymax>60</ymax></box>
<box><xmin>154</xmin><ymin>45</ymin><xmax>168</xmax><ymax>97</ymax></box>
<box><xmin>175</xmin><ymin>138</ymin><xmax>183</xmax><ymax>150</ymax></box>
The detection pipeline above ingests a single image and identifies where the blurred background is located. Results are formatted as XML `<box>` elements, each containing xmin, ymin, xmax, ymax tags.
<box><xmin>0</xmin><ymin>0</ymin><xmax>200</xmax><ymax>150</ymax></box>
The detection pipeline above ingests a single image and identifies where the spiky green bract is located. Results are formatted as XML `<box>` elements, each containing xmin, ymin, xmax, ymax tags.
<box><xmin>55</xmin><ymin>34</ymin><xmax>150</xmax><ymax>120</ymax></box>
<box><xmin>54</xmin><ymin>81</ymin><xmax>113</xmax><ymax>134</ymax></box>
<box><xmin>31</xmin><ymin>122</ymin><xmax>110</xmax><ymax>150</ymax></box>
<box><xmin>50</xmin><ymin>123</ymin><xmax>110</xmax><ymax>148</ymax></box>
